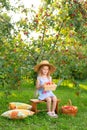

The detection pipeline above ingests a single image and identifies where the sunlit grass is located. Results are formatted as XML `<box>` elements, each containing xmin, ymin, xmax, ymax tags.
<box><xmin>54</xmin><ymin>79</ymin><xmax>87</xmax><ymax>90</ymax></box>
<box><xmin>0</xmin><ymin>79</ymin><xmax>87</xmax><ymax>130</ymax></box>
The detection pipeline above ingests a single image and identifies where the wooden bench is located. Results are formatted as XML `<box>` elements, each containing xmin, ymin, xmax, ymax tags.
<box><xmin>30</xmin><ymin>99</ymin><xmax>60</xmax><ymax>114</ymax></box>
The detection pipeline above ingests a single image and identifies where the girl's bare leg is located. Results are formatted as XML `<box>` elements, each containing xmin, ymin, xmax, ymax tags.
<box><xmin>51</xmin><ymin>96</ymin><xmax>57</xmax><ymax>112</ymax></box>
<box><xmin>45</xmin><ymin>97</ymin><xmax>51</xmax><ymax>112</ymax></box>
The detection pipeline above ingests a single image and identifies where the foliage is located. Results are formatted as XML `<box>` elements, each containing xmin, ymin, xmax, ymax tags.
<box><xmin>54</xmin><ymin>44</ymin><xmax>87</xmax><ymax>80</ymax></box>
<box><xmin>0</xmin><ymin>0</ymin><xmax>87</xmax><ymax>89</ymax></box>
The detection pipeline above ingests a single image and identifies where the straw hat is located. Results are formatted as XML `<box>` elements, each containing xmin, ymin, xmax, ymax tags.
<box><xmin>34</xmin><ymin>60</ymin><xmax>56</xmax><ymax>73</ymax></box>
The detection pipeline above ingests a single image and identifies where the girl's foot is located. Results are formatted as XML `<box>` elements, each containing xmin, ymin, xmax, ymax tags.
<box><xmin>47</xmin><ymin>112</ymin><xmax>58</xmax><ymax>118</ymax></box>
<box><xmin>47</xmin><ymin>112</ymin><xmax>52</xmax><ymax>117</ymax></box>
<box><xmin>51</xmin><ymin>112</ymin><xmax>58</xmax><ymax>118</ymax></box>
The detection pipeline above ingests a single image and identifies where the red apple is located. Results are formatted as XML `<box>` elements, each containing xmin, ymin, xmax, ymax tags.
<box><xmin>24</xmin><ymin>32</ymin><xmax>28</xmax><ymax>35</ymax></box>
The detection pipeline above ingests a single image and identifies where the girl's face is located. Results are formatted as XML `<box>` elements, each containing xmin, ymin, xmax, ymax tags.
<box><xmin>41</xmin><ymin>66</ymin><xmax>49</xmax><ymax>76</ymax></box>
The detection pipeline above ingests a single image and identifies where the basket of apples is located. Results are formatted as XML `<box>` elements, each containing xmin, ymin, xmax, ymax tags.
<box><xmin>44</xmin><ymin>82</ymin><xmax>57</xmax><ymax>91</ymax></box>
<box><xmin>61</xmin><ymin>99</ymin><xmax>78</xmax><ymax>116</ymax></box>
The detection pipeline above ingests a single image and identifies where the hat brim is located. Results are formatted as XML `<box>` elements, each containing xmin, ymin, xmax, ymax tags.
<box><xmin>34</xmin><ymin>63</ymin><xmax>56</xmax><ymax>74</ymax></box>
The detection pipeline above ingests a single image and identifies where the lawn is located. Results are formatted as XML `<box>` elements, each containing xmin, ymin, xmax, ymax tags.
<box><xmin>0</xmin><ymin>80</ymin><xmax>87</xmax><ymax>130</ymax></box>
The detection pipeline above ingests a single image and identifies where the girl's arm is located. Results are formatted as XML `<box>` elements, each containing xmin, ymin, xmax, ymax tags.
<box><xmin>36</xmin><ymin>80</ymin><xmax>44</xmax><ymax>89</ymax></box>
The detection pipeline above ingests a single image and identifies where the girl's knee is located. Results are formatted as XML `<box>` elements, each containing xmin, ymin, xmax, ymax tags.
<box><xmin>52</xmin><ymin>96</ymin><xmax>57</xmax><ymax>102</ymax></box>
<box><xmin>46</xmin><ymin>97</ymin><xmax>51</xmax><ymax>103</ymax></box>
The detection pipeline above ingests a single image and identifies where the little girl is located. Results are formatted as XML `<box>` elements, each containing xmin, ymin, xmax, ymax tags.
<box><xmin>34</xmin><ymin>60</ymin><xmax>58</xmax><ymax>118</ymax></box>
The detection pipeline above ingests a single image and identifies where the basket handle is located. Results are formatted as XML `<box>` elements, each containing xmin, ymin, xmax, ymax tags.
<box><xmin>67</xmin><ymin>99</ymin><xmax>72</xmax><ymax>106</ymax></box>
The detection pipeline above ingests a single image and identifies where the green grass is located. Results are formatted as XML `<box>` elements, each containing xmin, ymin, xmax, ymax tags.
<box><xmin>0</xmin><ymin>80</ymin><xmax>87</xmax><ymax>130</ymax></box>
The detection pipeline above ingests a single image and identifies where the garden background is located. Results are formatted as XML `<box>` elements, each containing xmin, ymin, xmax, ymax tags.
<box><xmin>0</xmin><ymin>0</ymin><xmax>87</xmax><ymax>130</ymax></box>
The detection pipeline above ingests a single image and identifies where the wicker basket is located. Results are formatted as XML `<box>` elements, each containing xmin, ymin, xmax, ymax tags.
<box><xmin>61</xmin><ymin>99</ymin><xmax>78</xmax><ymax>116</ymax></box>
<box><xmin>44</xmin><ymin>82</ymin><xmax>57</xmax><ymax>91</ymax></box>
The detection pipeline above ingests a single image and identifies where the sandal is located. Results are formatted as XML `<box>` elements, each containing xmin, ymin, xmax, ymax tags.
<box><xmin>47</xmin><ymin>112</ymin><xmax>52</xmax><ymax>117</ymax></box>
<box><xmin>51</xmin><ymin>112</ymin><xmax>58</xmax><ymax>118</ymax></box>
<box><xmin>47</xmin><ymin>112</ymin><xmax>58</xmax><ymax>118</ymax></box>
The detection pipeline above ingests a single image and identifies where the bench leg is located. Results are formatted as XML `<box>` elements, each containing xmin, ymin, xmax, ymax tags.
<box><xmin>55</xmin><ymin>101</ymin><xmax>58</xmax><ymax>114</ymax></box>
<box><xmin>31</xmin><ymin>102</ymin><xmax>38</xmax><ymax>113</ymax></box>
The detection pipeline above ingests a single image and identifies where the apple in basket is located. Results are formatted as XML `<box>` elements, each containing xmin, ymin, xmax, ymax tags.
<box><xmin>44</xmin><ymin>82</ymin><xmax>57</xmax><ymax>91</ymax></box>
<box><xmin>45</xmin><ymin>82</ymin><xmax>53</xmax><ymax>85</ymax></box>
<box><xmin>45</xmin><ymin>82</ymin><xmax>54</xmax><ymax>85</ymax></box>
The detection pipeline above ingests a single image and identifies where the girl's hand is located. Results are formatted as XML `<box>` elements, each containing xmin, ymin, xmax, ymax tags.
<box><xmin>41</xmin><ymin>85</ymin><xmax>44</xmax><ymax>88</ymax></box>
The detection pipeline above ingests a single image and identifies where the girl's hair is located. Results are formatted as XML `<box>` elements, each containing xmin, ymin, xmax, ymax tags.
<box><xmin>38</xmin><ymin>65</ymin><xmax>50</xmax><ymax>78</ymax></box>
